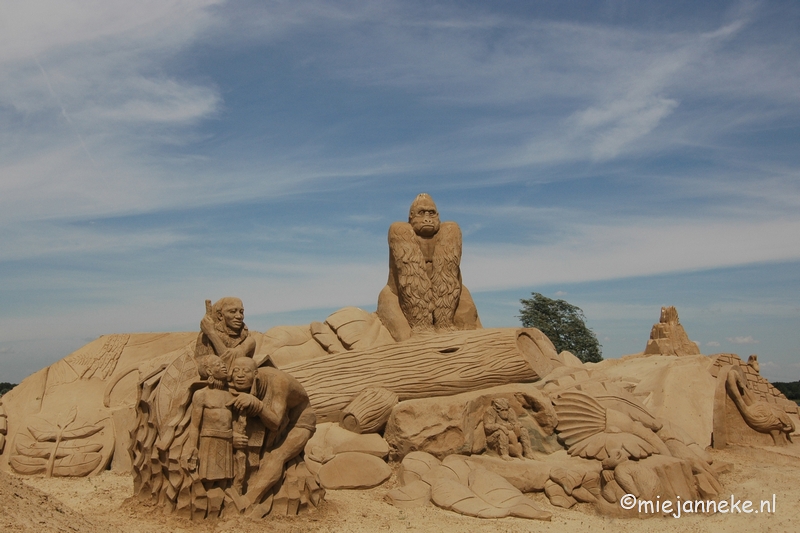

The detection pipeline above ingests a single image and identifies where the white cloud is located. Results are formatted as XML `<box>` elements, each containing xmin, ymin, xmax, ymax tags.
<box><xmin>726</xmin><ymin>336</ymin><xmax>759</xmax><ymax>345</ymax></box>
<box><xmin>462</xmin><ymin>215</ymin><xmax>800</xmax><ymax>290</ymax></box>
<box><xmin>706</xmin><ymin>341</ymin><xmax>721</xmax><ymax>347</ymax></box>
<box><xmin>0</xmin><ymin>1</ymin><xmax>225</xmax><ymax>223</ymax></box>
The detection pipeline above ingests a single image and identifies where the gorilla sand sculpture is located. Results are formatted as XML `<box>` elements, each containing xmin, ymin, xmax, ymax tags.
<box><xmin>377</xmin><ymin>193</ymin><xmax>481</xmax><ymax>341</ymax></box>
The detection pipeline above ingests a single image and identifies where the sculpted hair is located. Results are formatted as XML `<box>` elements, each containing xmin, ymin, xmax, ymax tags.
<box><xmin>196</xmin><ymin>355</ymin><xmax>221</xmax><ymax>379</ymax></box>
<box><xmin>408</xmin><ymin>193</ymin><xmax>436</xmax><ymax>219</ymax></box>
<box><xmin>214</xmin><ymin>297</ymin><xmax>243</xmax><ymax>315</ymax></box>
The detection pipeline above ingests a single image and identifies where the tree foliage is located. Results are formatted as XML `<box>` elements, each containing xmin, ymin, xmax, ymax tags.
<box><xmin>519</xmin><ymin>293</ymin><xmax>602</xmax><ymax>363</ymax></box>
<box><xmin>0</xmin><ymin>382</ymin><xmax>17</xmax><ymax>397</ymax></box>
<box><xmin>772</xmin><ymin>381</ymin><xmax>800</xmax><ymax>402</ymax></box>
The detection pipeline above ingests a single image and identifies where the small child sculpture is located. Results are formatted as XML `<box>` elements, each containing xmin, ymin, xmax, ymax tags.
<box><xmin>183</xmin><ymin>355</ymin><xmax>236</xmax><ymax>490</ymax></box>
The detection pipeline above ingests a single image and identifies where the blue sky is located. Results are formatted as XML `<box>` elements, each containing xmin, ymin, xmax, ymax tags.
<box><xmin>2</xmin><ymin>0</ymin><xmax>799</xmax><ymax>383</ymax></box>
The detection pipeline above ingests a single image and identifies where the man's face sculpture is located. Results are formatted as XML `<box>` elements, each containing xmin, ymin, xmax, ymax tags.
<box><xmin>219</xmin><ymin>299</ymin><xmax>245</xmax><ymax>332</ymax></box>
<box><xmin>409</xmin><ymin>196</ymin><xmax>440</xmax><ymax>238</ymax></box>
<box><xmin>229</xmin><ymin>358</ymin><xmax>256</xmax><ymax>392</ymax></box>
<box><xmin>208</xmin><ymin>357</ymin><xmax>228</xmax><ymax>381</ymax></box>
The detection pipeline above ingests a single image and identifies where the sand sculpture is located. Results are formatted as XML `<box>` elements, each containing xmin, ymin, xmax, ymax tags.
<box><xmin>709</xmin><ymin>353</ymin><xmax>797</xmax><ymax>448</ymax></box>
<box><xmin>2</xmin><ymin>193</ymin><xmax>799</xmax><ymax>523</ymax></box>
<box><xmin>643</xmin><ymin>306</ymin><xmax>701</xmax><ymax>357</ymax></box>
<box><xmin>376</xmin><ymin>193</ymin><xmax>481</xmax><ymax>341</ymax></box>
<box><xmin>129</xmin><ymin>300</ymin><xmax>321</xmax><ymax>519</ymax></box>
<box><xmin>483</xmin><ymin>397</ymin><xmax>535</xmax><ymax>460</ymax></box>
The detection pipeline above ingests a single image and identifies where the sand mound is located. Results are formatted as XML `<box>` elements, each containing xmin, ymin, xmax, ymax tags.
<box><xmin>0</xmin><ymin>469</ymin><xmax>98</xmax><ymax>533</ymax></box>
<box><xmin>1</xmin><ymin>444</ymin><xmax>799</xmax><ymax>533</ymax></box>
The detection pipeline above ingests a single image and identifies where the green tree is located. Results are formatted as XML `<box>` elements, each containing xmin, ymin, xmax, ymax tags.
<box><xmin>0</xmin><ymin>382</ymin><xmax>17</xmax><ymax>397</ymax></box>
<box><xmin>519</xmin><ymin>293</ymin><xmax>602</xmax><ymax>363</ymax></box>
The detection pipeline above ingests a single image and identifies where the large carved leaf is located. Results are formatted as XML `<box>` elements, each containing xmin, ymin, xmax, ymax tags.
<box><xmin>16</xmin><ymin>436</ymin><xmax>51</xmax><ymax>459</ymax></box>
<box><xmin>53</xmin><ymin>452</ymin><xmax>102</xmax><ymax>477</ymax></box>
<box><xmin>62</xmin><ymin>422</ymin><xmax>103</xmax><ymax>441</ymax></box>
<box><xmin>19</xmin><ymin>440</ymin><xmax>103</xmax><ymax>459</ymax></box>
<box><xmin>10</xmin><ymin>455</ymin><xmax>47</xmax><ymax>475</ymax></box>
<box><xmin>62</xmin><ymin>406</ymin><xmax>78</xmax><ymax>428</ymax></box>
<box><xmin>155</xmin><ymin>350</ymin><xmax>198</xmax><ymax>431</ymax></box>
<box><xmin>154</xmin><ymin>349</ymin><xmax>198</xmax><ymax>451</ymax></box>
<box><xmin>28</xmin><ymin>426</ymin><xmax>58</xmax><ymax>442</ymax></box>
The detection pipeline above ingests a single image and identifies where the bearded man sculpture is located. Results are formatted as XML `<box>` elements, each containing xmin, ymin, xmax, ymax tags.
<box><xmin>377</xmin><ymin>193</ymin><xmax>481</xmax><ymax>341</ymax></box>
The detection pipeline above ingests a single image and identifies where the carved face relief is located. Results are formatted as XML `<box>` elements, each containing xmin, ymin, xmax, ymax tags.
<box><xmin>209</xmin><ymin>357</ymin><xmax>228</xmax><ymax>380</ymax></box>
<box><xmin>409</xmin><ymin>197</ymin><xmax>440</xmax><ymax>238</ymax></box>
<box><xmin>219</xmin><ymin>300</ymin><xmax>244</xmax><ymax>332</ymax></box>
<box><xmin>492</xmin><ymin>398</ymin><xmax>511</xmax><ymax>420</ymax></box>
<box><xmin>230</xmin><ymin>358</ymin><xmax>256</xmax><ymax>392</ymax></box>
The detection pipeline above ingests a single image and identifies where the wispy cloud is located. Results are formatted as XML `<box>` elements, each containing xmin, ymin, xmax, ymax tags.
<box><xmin>727</xmin><ymin>336</ymin><xmax>759</xmax><ymax>345</ymax></box>
<box><xmin>2</xmin><ymin>1</ymin><xmax>800</xmax><ymax>382</ymax></box>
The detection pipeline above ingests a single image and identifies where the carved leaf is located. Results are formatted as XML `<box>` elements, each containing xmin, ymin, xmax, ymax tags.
<box><xmin>15</xmin><ymin>439</ymin><xmax>104</xmax><ymax>459</ymax></box>
<box><xmin>155</xmin><ymin>350</ymin><xmax>198</xmax><ymax>432</ymax></box>
<box><xmin>10</xmin><ymin>455</ymin><xmax>47</xmax><ymax>475</ymax></box>
<box><xmin>16</xmin><ymin>439</ymin><xmax>52</xmax><ymax>459</ymax></box>
<box><xmin>53</xmin><ymin>452</ymin><xmax>102</xmax><ymax>477</ymax></box>
<box><xmin>28</xmin><ymin>426</ymin><xmax>57</xmax><ymax>442</ymax></box>
<box><xmin>62</xmin><ymin>406</ymin><xmax>78</xmax><ymax>429</ymax></box>
<box><xmin>61</xmin><ymin>422</ymin><xmax>103</xmax><ymax>441</ymax></box>
<box><xmin>55</xmin><ymin>442</ymin><xmax>104</xmax><ymax>458</ymax></box>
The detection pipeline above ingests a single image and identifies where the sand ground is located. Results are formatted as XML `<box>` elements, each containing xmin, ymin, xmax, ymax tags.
<box><xmin>2</xmin><ymin>444</ymin><xmax>799</xmax><ymax>533</ymax></box>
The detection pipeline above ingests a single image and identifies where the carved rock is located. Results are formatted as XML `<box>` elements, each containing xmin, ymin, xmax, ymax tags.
<box><xmin>304</xmin><ymin>422</ymin><xmax>389</xmax><ymax>463</ymax></box>
<box><xmin>384</xmin><ymin>383</ymin><xmax>559</xmax><ymax>461</ymax></box>
<box><xmin>317</xmin><ymin>452</ymin><xmax>391</xmax><ymax>489</ymax></box>
<box><xmin>260</xmin><ymin>307</ymin><xmax>395</xmax><ymax>368</ymax></box>
<box><xmin>643</xmin><ymin>306</ymin><xmax>701</xmax><ymax>357</ymax></box>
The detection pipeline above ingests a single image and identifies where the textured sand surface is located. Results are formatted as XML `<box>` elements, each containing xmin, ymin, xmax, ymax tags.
<box><xmin>3</xmin><ymin>444</ymin><xmax>798</xmax><ymax>533</ymax></box>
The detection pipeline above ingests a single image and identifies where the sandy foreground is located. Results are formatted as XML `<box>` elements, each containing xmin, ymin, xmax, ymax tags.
<box><xmin>2</xmin><ymin>444</ymin><xmax>799</xmax><ymax>533</ymax></box>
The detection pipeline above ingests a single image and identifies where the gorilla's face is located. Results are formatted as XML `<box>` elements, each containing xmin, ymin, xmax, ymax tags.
<box><xmin>409</xmin><ymin>197</ymin><xmax>440</xmax><ymax>238</ymax></box>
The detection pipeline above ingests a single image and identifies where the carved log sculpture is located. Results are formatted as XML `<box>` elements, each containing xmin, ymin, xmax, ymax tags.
<box><xmin>283</xmin><ymin>328</ymin><xmax>561</xmax><ymax>424</ymax></box>
<box><xmin>340</xmin><ymin>387</ymin><xmax>399</xmax><ymax>434</ymax></box>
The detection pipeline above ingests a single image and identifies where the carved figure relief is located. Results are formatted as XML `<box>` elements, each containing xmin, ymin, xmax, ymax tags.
<box><xmin>709</xmin><ymin>354</ymin><xmax>798</xmax><ymax>448</ymax></box>
<box><xmin>483</xmin><ymin>398</ymin><xmax>535</xmax><ymax>460</ymax></box>
<box><xmin>725</xmin><ymin>366</ymin><xmax>794</xmax><ymax>445</ymax></box>
<box><xmin>377</xmin><ymin>193</ymin><xmax>481</xmax><ymax>341</ymax></box>
<box><xmin>130</xmin><ymin>299</ymin><xmax>321</xmax><ymax>519</ymax></box>
<box><xmin>183</xmin><ymin>356</ymin><xmax>236</xmax><ymax>495</ymax></box>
